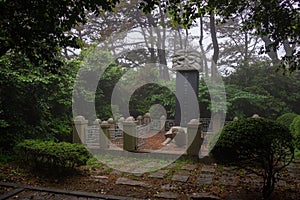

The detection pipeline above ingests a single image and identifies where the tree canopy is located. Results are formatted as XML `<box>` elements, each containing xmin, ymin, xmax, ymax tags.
<box><xmin>1</xmin><ymin>0</ymin><xmax>299</xmax><ymax>71</ymax></box>
<box><xmin>0</xmin><ymin>0</ymin><xmax>119</xmax><ymax>70</ymax></box>
<box><xmin>141</xmin><ymin>0</ymin><xmax>300</xmax><ymax>71</ymax></box>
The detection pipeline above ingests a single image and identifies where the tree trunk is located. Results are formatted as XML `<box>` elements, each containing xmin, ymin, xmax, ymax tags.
<box><xmin>199</xmin><ymin>16</ymin><xmax>208</xmax><ymax>77</ymax></box>
<box><xmin>210</xmin><ymin>12</ymin><xmax>219</xmax><ymax>79</ymax></box>
<box><xmin>146</xmin><ymin>12</ymin><xmax>170</xmax><ymax>81</ymax></box>
<box><xmin>261</xmin><ymin>36</ymin><xmax>280</xmax><ymax>65</ymax></box>
<box><xmin>263</xmin><ymin>174</ymin><xmax>275</xmax><ymax>199</ymax></box>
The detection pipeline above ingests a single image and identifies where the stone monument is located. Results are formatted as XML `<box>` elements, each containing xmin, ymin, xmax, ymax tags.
<box><xmin>172</xmin><ymin>49</ymin><xmax>201</xmax><ymax>126</ymax></box>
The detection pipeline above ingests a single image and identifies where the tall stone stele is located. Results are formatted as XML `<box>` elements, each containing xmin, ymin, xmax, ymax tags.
<box><xmin>172</xmin><ymin>49</ymin><xmax>201</xmax><ymax>127</ymax></box>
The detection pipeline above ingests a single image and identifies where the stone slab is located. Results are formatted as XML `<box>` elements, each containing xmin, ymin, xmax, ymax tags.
<box><xmin>243</xmin><ymin>178</ymin><xmax>262</xmax><ymax>186</ymax></box>
<box><xmin>200</xmin><ymin>165</ymin><xmax>216</xmax><ymax>173</ymax></box>
<box><xmin>277</xmin><ymin>180</ymin><xmax>286</xmax><ymax>187</ymax></box>
<box><xmin>154</xmin><ymin>191</ymin><xmax>178</xmax><ymax>199</ymax></box>
<box><xmin>196</xmin><ymin>174</ymin><xmax>214</xmax><ymax>185</ymax></box>
<box><xmin>171</xmin><ymin>173</ymin><xmax>190</xmax><ymax>182</ymax></box>
<box><xmin>220</xmin><ymin>176</ymin><xmax>238</xmax><ymax>186</ymax></box>
<box><xmin>189</xmin><ymin>193</ymin><xmax>220</xmax><ymax>200</ymax></box>
<box><xmin>110</xmin><ymin>170</ymin><xmax>122</xmax><ymax>175</ymax></box>
<box><xmin>181</xmin><ymin>164</ymin><xmax>197</xmax><ymax>171</ymax></box>
<box><xmin>115</xmin><ymin>177</ymin><xmax>150</xmax><ymax>188</ymax></box>
<box><xmin>149</xmin><ymin>170</ymin><xmax>169</xmax><ymax>179</ymax></box>
<box><xmin>161</xmin><ymin>184</ymin><xmax>177</xmax><ymax>190</ymax></box>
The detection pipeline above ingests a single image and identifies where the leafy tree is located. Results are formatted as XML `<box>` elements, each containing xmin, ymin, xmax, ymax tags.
<box><xmin>0</xmin><ymin>52</ymin><xmax>79</xmax><ymax>151</ymax></box>
<box><xmin>225</xmin><ymin>62</ymin><xmax>300</xmax><ymax>119</ymax></box>
<box><xmin>95</xmin><ymin>64</ymin><xmax>125</xmax><ymax>120</ymax></box>
<box><xmin>141</xmin><ymin>0</ymin><xmax>300</xmax><ymax>71</ymax></box>
<box><xmin>0</xmin><ymin>0</ymin><xmax>119</xmax><ymax>68</ymax></box>
<box><xmin>211</xmin><ymin>118</ymin><xmax>294</xmax><ymax>199</ymax></box>
<box><xmin>129</xmin><ymin>81</ymin><xmax>176</xmax><ymax>118</ymax></box>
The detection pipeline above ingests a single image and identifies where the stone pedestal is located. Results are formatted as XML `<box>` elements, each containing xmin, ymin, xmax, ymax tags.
<box><xmin>123</xmin><ymin>117</ymin><xmax>137</xmax><ymax>152</ymax></box>
<box><xmin>187</xmin><ymin>119</ymin><xmax>203</xmax><ymax>156</ymax></box>
<box><xmin>73</xmin><ymin>116</ymin><xmax>88</xmax><ymax>144</ymax></box>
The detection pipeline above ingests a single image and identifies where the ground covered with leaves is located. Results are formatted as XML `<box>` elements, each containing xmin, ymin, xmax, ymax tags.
<box><xmin>0</xmin><ymin>156</ymin><xmax>299</xmax><ymax>200</ymax></box>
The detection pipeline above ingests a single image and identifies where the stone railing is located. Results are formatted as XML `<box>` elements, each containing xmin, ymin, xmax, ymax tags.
<box><xmin>73</xmin><ymin>114</ymin><xmax>204</xmax><ymax>156</ymax></box>
<box><xmin>73</xmin><ymin>113</ymin><xmax>167</xmax><ymax>150</ymax></box>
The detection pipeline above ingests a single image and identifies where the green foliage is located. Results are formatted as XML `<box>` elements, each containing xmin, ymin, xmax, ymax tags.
<box><xmin>225</xmin><ymin>62</ymin><xmax>300</xmax><ymax>119</ymax></box>
<box><xmin>211</xmin><ymin>118</ymin><xmax>294</xmax><ymax>198</ymax></box>
<box><xmin>130</xmin><ymin>81</ymin><xmax>176</xmax><ymax>118</ymax></box>
<box><xmin>142</xmin><ymin>0</ymin><xmax>299</xmax><ymax>71</ymax></box>
<box><xmin>0</xmin><ymin>52</ymin><xmax>79</xmax><ymax>151</ymax></box>
<box><xmin>16</xmin><ymin>140</ymin><xmax>92</xmax><ymax>169</ymax></box>
<box><xmin>0</xmin><ymin>0</ymin><xmax>119</xmax><ymax>69</ymax></box>
<box><xmin>290</xmin><ymin>116</ymin><xmax>300</xmax><ymax>150</ymax></box>
<box><xmin>208</xmin><ymin>129</ymin><xmax>222</xmax><ymax>152</ymax></box>
<box><xmin>0</xmin><ymin>152</ymin><xmax>14</xmax><ymax>166</ymax></box>
<box><xmin>276</xmin><ymin>113</ymin><xmax>299</xmax><ymax>128</ymax></box>
<box><xmin>200</xmin><ymin>78</ymin><xmax>227</xmax><ymax>112</ymax></box>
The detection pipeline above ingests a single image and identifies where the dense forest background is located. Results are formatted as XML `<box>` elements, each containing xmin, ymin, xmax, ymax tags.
<box><xmin>0</xmin><ymin>0</ymin><xmax>299</xmax><ymax>153</ymax></box>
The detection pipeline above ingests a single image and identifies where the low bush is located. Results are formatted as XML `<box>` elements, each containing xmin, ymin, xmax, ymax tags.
<box><xmin>208</xmin><ymin>129</ymin><xmax>222</xmax><ymax>151</ymax></box>
<box><xmin>290</xmin><ymin>115</ymin><xmax>300</xmax><ymax>150</ymax></box>
<box><xmin>211</xmin><ymin>118</ymin><xmax>294</xmax><ymax>199</ymax></box>
<box><xmin>16</xmin><ymin>140</ymin><xmax>92</xmax><ymax>169</ymax></box>
<box><xmin>276</xmin><ymin>113</ymin><xmax>298</xmax><ymax>129</ymax></box>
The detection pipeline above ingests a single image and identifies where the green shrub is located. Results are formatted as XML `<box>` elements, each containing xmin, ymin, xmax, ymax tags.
<box><xmin>208</xmin><ymin>129</ymin><xmax>222</xmax><ymax>151</ymax></box>
<box><xmin>276</xmin><ymin>113</ymin><xmax>298</xmax><ymax>129</ymax></box>
<box><xmin>211</xmin><ymin>118</ymin><xmax>294</xmax><ymax>199</ymax></box>
<box><xmin>290</xmin><ymin>115</ymin><xmax>300</xmax><ymax>150</ymax></box>
<box><xmin>16</xmin><ymin>140</ymin><xmax>92</xmax><ymax>169</ymax></box>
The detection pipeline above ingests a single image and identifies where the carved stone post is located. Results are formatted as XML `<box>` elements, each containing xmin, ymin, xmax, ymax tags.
<box><xmin>118</xmin><ymin>117</ymin><xmax>125</xmax><ymax>136</ymax></box>
<box><xmin>137</xmin><ymin>115</ymin><xmax>143</xmax><ymax>125</ymax></box>
<box><xmin>100</xmin><ymin>121</ymin><xmax>110</xmax><ymax>149</ymax></box>
<box><xmin>108</xmin><ymin>118</ymin><xmax>115</xmax><ymax>139</ymax></box>
<box><xmin>123</xmin><ymin>116</ymin><xmax>137</xmax><ymax>152</ymax></box>
<box><xmin>187</xmin><ymin>119</ymin><xmax>203</xmax><ymax>156</ymax></box>
<box><xmin>93</xmin><ymin>118</ymin><xmax>102</xmax><ymax>126</ymax></box>
<box><xmin>73</xmin><ymin>116</ymin><xmax>88</xmax><ymax>144</ymax></box>
<box><xmin>144</xmin><ymin>113</ymin><xmax>151</xmax><ymax>125</ymax></box>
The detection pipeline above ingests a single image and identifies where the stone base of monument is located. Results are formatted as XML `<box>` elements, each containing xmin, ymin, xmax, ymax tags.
<box><xmin>162</xmin><ymin>126</ymin><xmax>187</xmax><ymax>147</ymax></box>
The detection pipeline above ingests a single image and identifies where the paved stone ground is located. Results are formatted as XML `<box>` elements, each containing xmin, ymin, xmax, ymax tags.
<box><xmin>84</xmin><ymin>157</ymin><xmax>300</xmax><ymax>199</ymax></box>
<box><xmin>2</xmin><ymin>159</ymin><xmax>300</xmax><ymax>199</ymax></box>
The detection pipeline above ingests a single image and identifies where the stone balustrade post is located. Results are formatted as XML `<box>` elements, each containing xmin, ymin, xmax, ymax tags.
<box><xmin>93</xmin><ymin>119</ymin><xmax>102</xmax><ymax>126</ymax></box>
<box><xmin>107</xmin><ymin>118</ymin><xmax>115</xmax><ymax>139</ymax></box>
<box><xmin>144</xmin><ymin>113</ymin><xmax>151</xmax><ymax>125</ymax></box>
<box><xmin>100</xmin><ymin>121</ymin><xmax>110</xmax><ymax>149</ymax></box>
<box><xmin>73</xmin><ymin>116</ymin><xmax>88</xmax><ymax>144</ymax></box>
<box><xmin>187</xmin><ymin>119</ymin><xmax>203</xmax><ymax>156</ymax></box>
<box><xmin>123</xmin><ymin>116</ymin><xmax>137</xmax><ymax>152</ymax></box>
<box><xmin>118</xmin><ymin>117</ymin><xmax>125</xmax><ymax>135</ymax></box>
<box><xmin>137</xmin><ymin>115</ymin><xmax>143</xmax><ymax>125</ymax></box>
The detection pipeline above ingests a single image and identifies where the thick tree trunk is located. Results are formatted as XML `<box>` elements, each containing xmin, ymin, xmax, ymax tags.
<box><xmin>261</xmin><ymin>36</ymin><xmax>280</xmax><ymax>65</ymax></box>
